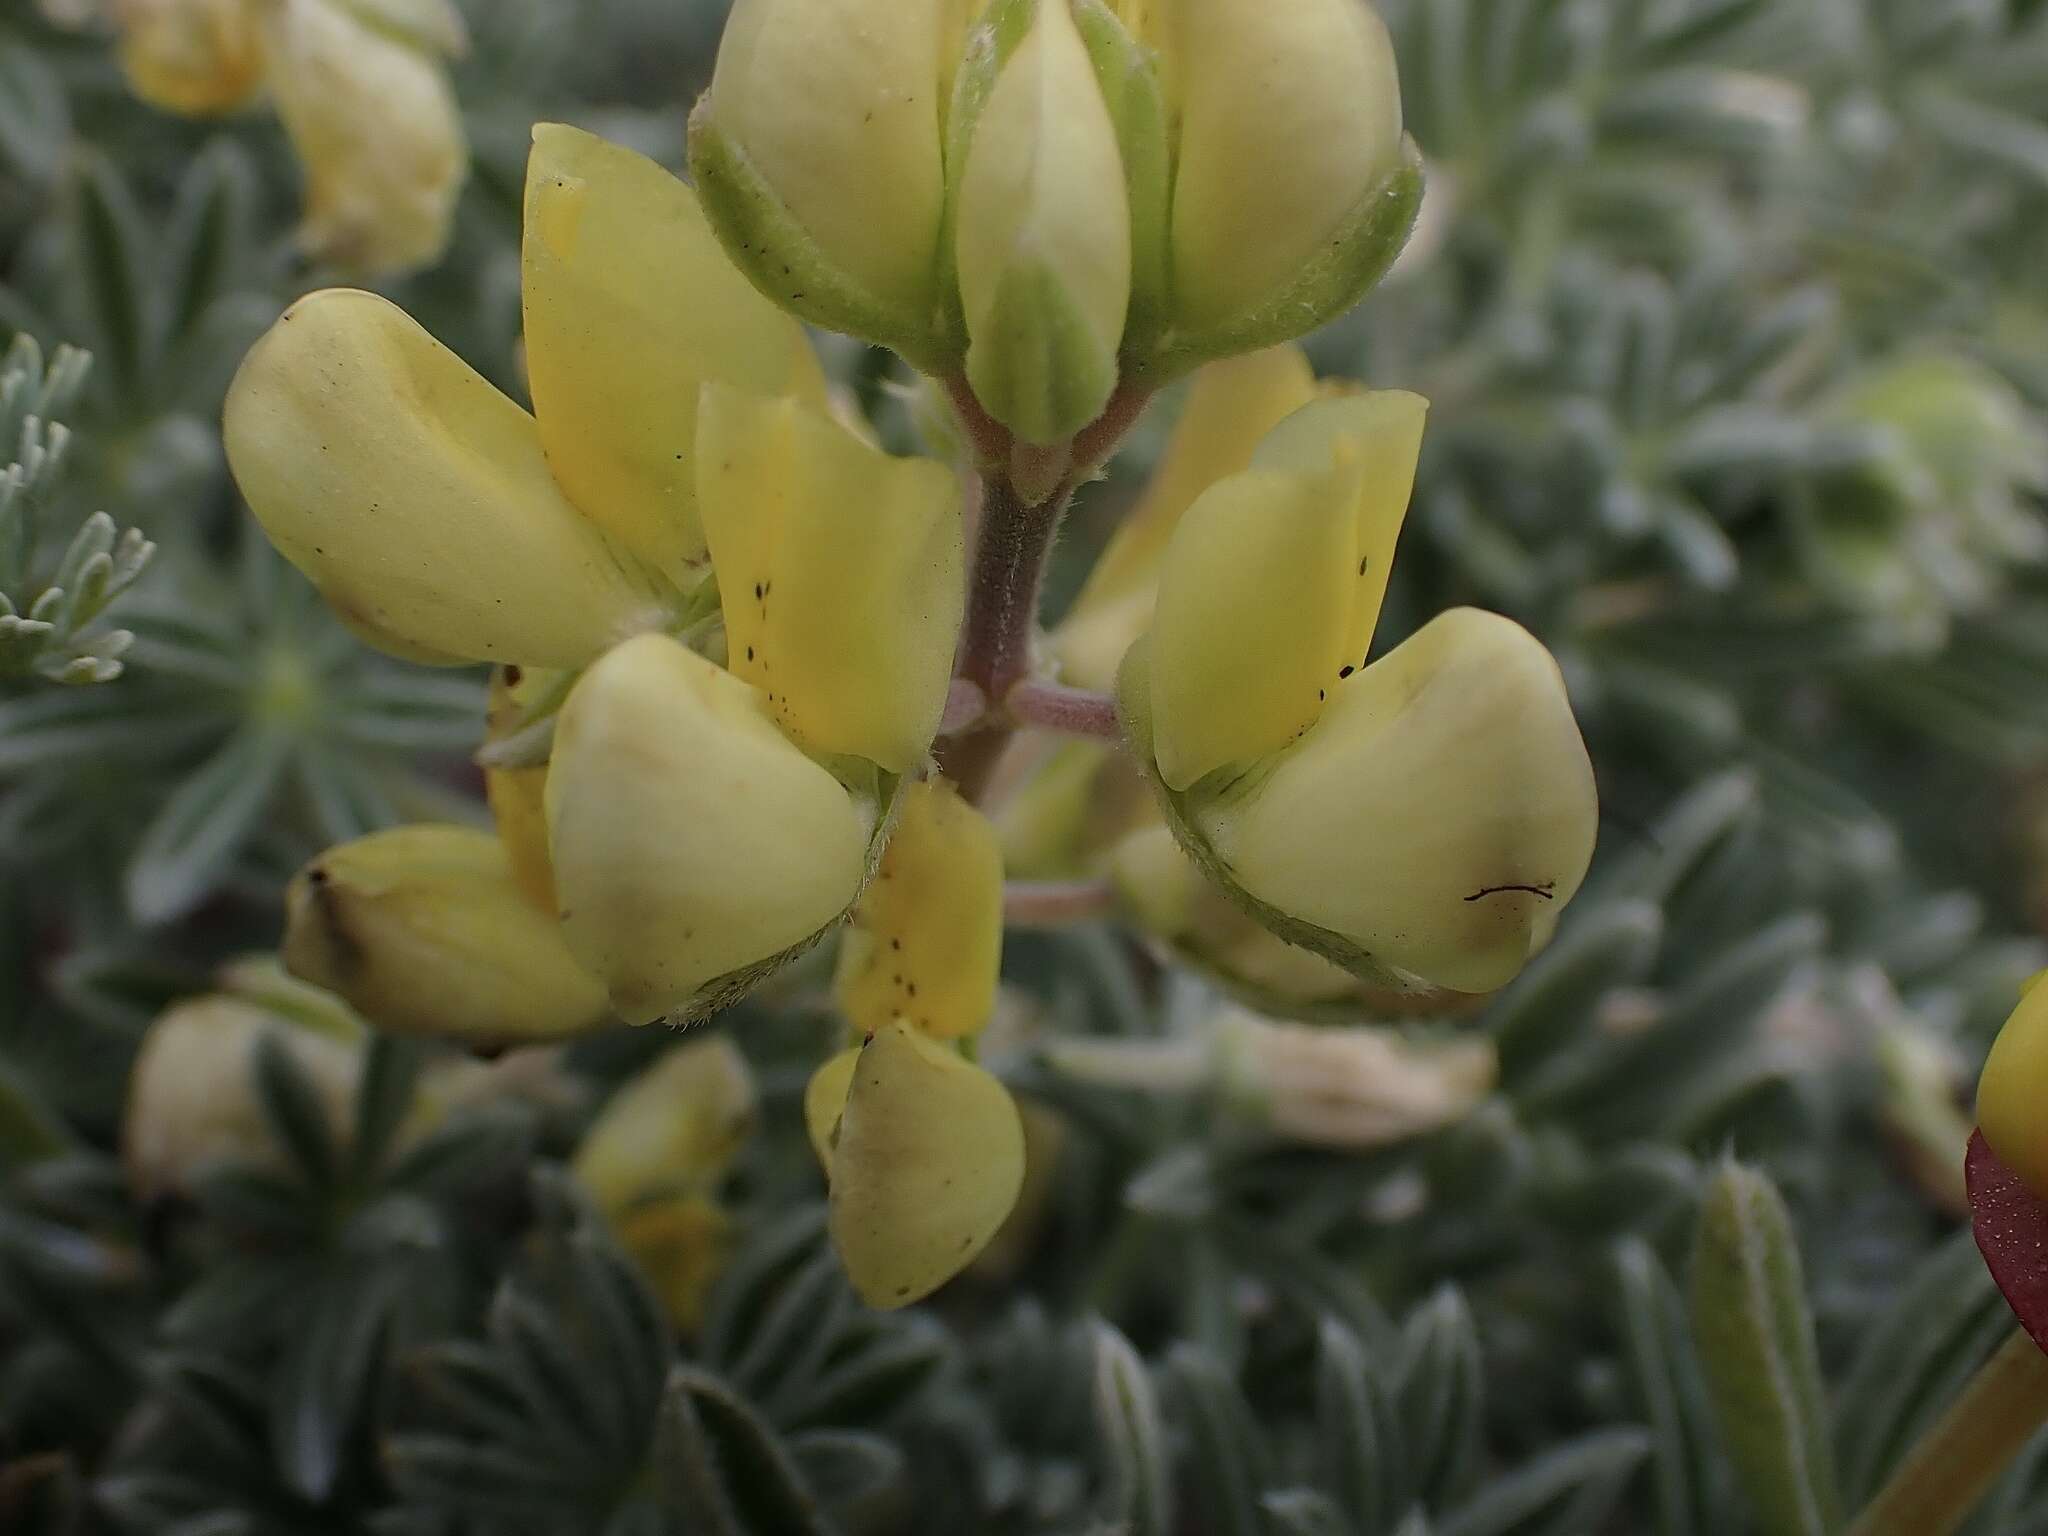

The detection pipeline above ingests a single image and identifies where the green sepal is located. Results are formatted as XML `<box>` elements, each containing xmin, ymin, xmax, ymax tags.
<box><xmin>1073</xmin><ymin>0</ymin><xmax>1172</xmax><ymax>358</ymax></box>
<box><xmin>966</xmin><ymin>257</ymin><xmax>1122</xmax><ymax>446</ymax></box>
<box><xmin>687</xmin><ymin>102</ymin><xmax>956</xmax><ymax>376</ymax></box>
<box><xmin>1131</xmin><ymin>141</ymin><xmax>1427</xmax><ymax>387</ymax></box>
<box><xmin>654</xmin><ymin>765</ymin><xmax>907</xmax><ymax>1028</ymax></box>
<box><xmin>1115</xmin><ymin>636</ymin><xmax>1436</xmax><ymax>997</ymax></box>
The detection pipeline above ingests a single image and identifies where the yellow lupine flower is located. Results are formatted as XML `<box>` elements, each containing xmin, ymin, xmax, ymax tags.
<box><xmin>836</xmin><ymin>780</ymin><xmax>1006</xmax><ymax>1041</ymax></box>
<box><xmin>1122</xmin><ymin>398</ymin><xmax>1598</xmax><ymax>995</ymax></box>
<box><xmin>1980</xmin><ymin>973</ymin><xmax>2048</xmax><ymax>1200</ymax></box>
<box><xmin>954</xmin><ymin>0</ymin><xmax>1133</xmax><ymax>443</ymax></box>
<box><xmin>228</xmin><ymin>130</ymin><xmax>967</xmax><ymax>1028</ymax></box>
<box><xmin>574</xmin><ymin>1037</ymin><xmax>758</xmax><ymax>1329</ymax></box>
<box><xmin>260</xmin><ymin>0</ymin><xmax>466</xmax><ymax>275</ymax></box>
<box><xmin>806</xmin><ymin>1022</ymin><xmax>1026</xmax><ymax>1309</ymax></box>
<box><xmin>226</xmin><ymin>288</ymin><xmax>672</xmax><ymax>669</ymax></box>
<box><xmin>282</xmin><ymin>825</ymin><xmax>613</xmax><ymax>1047</ymax></box>
<box><xmin>124</xmin><ymin>995</ymin><xmax>360</xmax><ymax>1199</ymax></box>
<box><xmin>111</xmin><ymin>0</ymin><xmax>265</xmax><ymax>114</ymax></box>
<box><xmin>546</xmin><ymin>635</ymin><xmax>878</xmax><ymax>1024</ymax></box>
<box><xmin>1051</xmin><ymin>345</ymin><xmax>1319</xmax><ymax>693</ymax></box>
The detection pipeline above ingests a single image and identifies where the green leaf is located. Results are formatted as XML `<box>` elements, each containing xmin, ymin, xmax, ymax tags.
<box><xmin>654</xmin><ymin>1367</ymin><xmax>836</xmax><ymax>1536</ymax></box>
<box><xmin>1612</xmin><ymin>1239</ymin><xmax>1735</xmax><ymax>1536</ymax></box>
<box><xmin>125</xmin><ymin>727</ymin><xmax>291</xmax><ymax>926</ymax></box>
<box><xmin>351</xmin><ymin>1037</ymin><xmax>424</xmax><ymax>1182</ymax></box>
<box><xmin>1094</xmin><ymin>1321</ymin><xmax>1172</xmax><ymax>1536</ymax></box>
<box><xmin>271</xmin><ymin>1267</ymin><xmax>403</xmax><ymax>1501</ymax></box>
<box><xmin>1165</xmin><ymin>1345</ymin><xmax>1270</xmax><ymax>1536</ymax></box>
<box><xmin>1687</xmin><ymin>1162</ymin><xmax>1842</xmax><ymax>1536</ymax></box>
<box><xmin>251</xmin><ymin>1032</ymin><xmax>339</xmax><ymax>1191</ymax></box>
<box><xmin>1398</xmin><ymin>1290</ymin><xmax>1486</xmax><ymax>1512</ymax></box>
<box><xmin>1317</xmin><ymin>1315</ymin><xmax>1409</xmax><ymax>1536</ymax></box>
<box><xmin>1437</xmin><ymin>1429</ymin><xmax>1652</xmax><ymax>1536</ymax></box>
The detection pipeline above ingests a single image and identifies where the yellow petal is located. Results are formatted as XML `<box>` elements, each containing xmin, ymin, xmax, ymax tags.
<box><xmin>805</xmin><ymin>1047</ymin><xmax>862</xmax><ymax>1170</ymax></box>
<box><xmin>522</xmin><ymin>125</ymin><xmax>827</xmax><ymax>584</ymax></box>
<box><xmin>124</xmin><ymin>996</ymin><xmax>360</xmax><ymax>1199</ymax></box>
<box><xmin>224</xmin><ymin>289</ymin><xmax>670</xmax><ymax>667</ymax></box>
<box><xmin>697</xmin><ymin>385</ymin><xmax>964</xmax><ymax>772</ymax></box>
<box><xmin>545</xmin><ymin>634</ymin><xmax>872</xmax><ymax>1022</ymax></box>
<box><xmin>1163</xmin><ymin>0</ymin><xmax>1404</xmax><ymax>331</ymax></box>
<box><xmin>484</xmin><ymin>663</ymin><xmax>564</xmax><ymax>910</ymax></box>
<box><xmin>1252</xmin><ymin>391</ymin><xmax>1428</xmax><ymax>664</ymax></box>
<box><xmin>1980</xmin><ymin>973</ymin><xmax>2048</xmax><ymax>1201</ymax></box>
<box><xmin>836</xmin><ymin>780</ymin><xmax>1005</xmax><ymax>1041</ymax></box>
<box><xmin>613</xmin><ymin>1196</ymin><xmax>734</xmax><ymax>1333</ymax></box>
<box><xmin>282</xmin><ymin>825</ymin><xmax>614</xmax><ymax>1046</ymax></box>
<box><xmin>261</xmin><ymin>0</ymin><xmax>468</xmax><ymax>276</ymax></box>
<box><xmin>955</xmin><ymin>0</ymin><xmax>1132</xmax><ymax>443</ymax></box>
<box><xmin>1147</xmin><ymin>459</ymin><xmax>1361</xmax><ymax>790</ymax></box>
<box><xmin>1200</xmin><ymin>609</ymin><xmax>1598</xmax><ymax>994</ymax></box>
<box><xmin>705</xmin><ymin>0</ymin><xmax>950</xmax><ymax>315</ymax></box>
<box><xmin>573</xmin><ymin>1036</ymin><xmax>758</xmax><ymax>1212</ymax></box>
<box><xmin>115</xmin><ymin>0</ymin><xmax>266</xmax><ymax>116</ymax></box>
<box><xmin>1053</xmin><ymin>346</ymin><xmax>1317</xmax><ymax>691</ymax></box>
<box><xmin>825</xmin><ymin>1022</ymin><xmax>1025</xmax><ymax>1308</ymax></box>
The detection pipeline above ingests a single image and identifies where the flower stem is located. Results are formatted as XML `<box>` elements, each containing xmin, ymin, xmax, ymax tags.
<box><xmin>1004</xmin><ymin>878</ymin><xmax>1117</xmax><ymax>928</ymax></box>
<box><xmin>956</xmin><ymin>475</ymin><xmax>1072</xmax><ymax>707</ymax></box>
<box><xmin>1006</xmin><ymin>679</ymin><xmax>1121</xmax><ymax>740</ymax></box>
<box><xmin>1847</xmin><ymin>1328</ymin><xmax>2048</xmax><ymax>1536</ymax></box>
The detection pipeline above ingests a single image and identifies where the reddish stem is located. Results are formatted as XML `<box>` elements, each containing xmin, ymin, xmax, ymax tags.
<box><xmin>1006</xmin><ymin>679</ymin><xmax>1122</xmax><ymax>740</ymax></box>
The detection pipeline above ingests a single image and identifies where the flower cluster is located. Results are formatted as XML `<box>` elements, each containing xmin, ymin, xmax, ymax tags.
<box><xmin>221</xmin><ymin>0</ymin><xmax>1601</xmax><ymax>1306</ymax></box>
<box><xmin>77</xmin><ymin>0</ymin><xmax>467</xmax><ymax>274</ymax></box>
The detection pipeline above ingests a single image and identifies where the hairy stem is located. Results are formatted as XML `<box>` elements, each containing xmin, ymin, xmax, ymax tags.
<box><xmin>956</xmin><ymin>475</ymin><xmax>1072</xmax><ymax>707</ymax></box>
<box><xmin>1004</xmin><ymin>878</ymin><xmax>1118</xmax><ymax>928</ymax></box>
<box><xmin>1006</xmin><ymin>679</ymin><xmax>1121</xmax><ymax>740</ymax></box>
<box><xmin>1847</xmin><ymin>1328</ymin><xmax>2048</xmax><ymax>1536</ymax></box>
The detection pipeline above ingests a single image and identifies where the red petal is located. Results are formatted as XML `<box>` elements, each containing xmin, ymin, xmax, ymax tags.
<box><xmin>1969</xmin><ymin>1130</ymin><xmax>2048</xmax><ymax>1357</ymax></box>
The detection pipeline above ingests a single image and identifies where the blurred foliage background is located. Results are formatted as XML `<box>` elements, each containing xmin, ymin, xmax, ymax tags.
<box><xmin>5</xmin><ymin>0</ymin><xmax>2048</xmax><ymax>1532</ymax></box>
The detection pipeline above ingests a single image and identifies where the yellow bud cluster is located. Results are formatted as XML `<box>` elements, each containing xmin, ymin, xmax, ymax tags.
<box><xmin>689</xmin><ymin>0</ymin><xmax>1420</xmax><ymax>442</ymax></box>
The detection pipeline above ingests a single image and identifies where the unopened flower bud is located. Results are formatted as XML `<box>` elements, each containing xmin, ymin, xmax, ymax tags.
<box><xmin>1152</xmin><ymin>0</ymin><xmax>1418</xmax><ymax>366</ymax></box>
<box><xmin>111</xmin><ymin>0</ymin><xmax>265</xmax><ymax>115</ymax></box>
<box><xmin>953</xmin><ymin>0</ymin><xmax>1133</xmax><ymax>442</ymax></box>
<box><xmin>283</xmin><ymin>825</ymin><xmax>613</xmax><ymax>1047</ymax></box>
<box><xmin>260</xmin><ymin>0</ymin><xmax>467</xmax><ymax>275</ymax></box>
<box><xmin>545</xmin><ymin>634</ymin><xmax>875</xmax><ymax>1024</ymax></box>
<box><xmin>690</xmin><ymin>0</ymin><xmax>956</xmax><ymax>361</ymax></box>
<box><xmin>124</xmin><ymin>996</ymin><xmax>360</xmax><ymax>1199</ymax></box>
<box><xmin>806</xmin><ymin>1021</ymin><xmax>1025</xmax><ymax>1308</ymax></box>
<box><xmin>837</xmin><ymin>780</ymin><xmax>1005</xmax><ymax>1040</ymax></box>
<box><xmin>1981</xmin><ymin>973</ymin><xmax>2048</xmax><ymax>1202</ymax></box>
